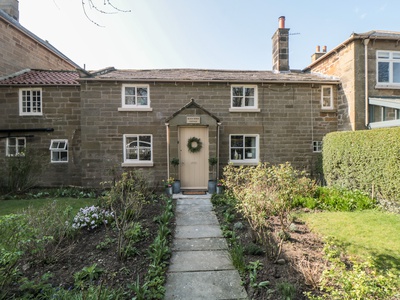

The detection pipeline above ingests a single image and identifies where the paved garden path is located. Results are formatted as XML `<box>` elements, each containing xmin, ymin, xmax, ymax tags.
<box><xmin>164</xmin><ymin>193</ymin><xmax>248</xmax><ymax>300</ymax></box>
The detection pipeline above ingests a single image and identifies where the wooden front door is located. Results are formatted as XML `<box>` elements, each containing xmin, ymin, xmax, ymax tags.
<box><xmin>179</xmin><ymin>127</ymin><xmax>208</xmax><ymax>190</ymax></box>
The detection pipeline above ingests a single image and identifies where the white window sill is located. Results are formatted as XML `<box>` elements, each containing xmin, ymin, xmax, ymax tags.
<box><xmin>229</xmin><ymin>108</ymin><xmax>261</xmax><ymax>113</ymax></box>
<box><xmin>51</xmin><ymin>161</ymin><xmax>69</xmax><ymax>163</ymax></box>
<box><xmin>375</xmin><ymin>84</ymin><xmax>400</xmax><ymax>90</ymax></box>
<box><xmin>122</xmin><ymin>162</ymin><xmax>154</xmax><ymax>167</ymax></box>
<box><xmin>118</xmin><ymin>107</ymin><xmax>153</xmax><ymax>112</ymax></box>
<box><xmin>229</xmin><ymin>160</ymin><xmax>259</xmax><ymax>166</ymax></box>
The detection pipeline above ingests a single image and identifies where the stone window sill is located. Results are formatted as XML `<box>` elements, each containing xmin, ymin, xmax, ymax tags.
<box><xmin>121</xmin><ymin>162</ymin><xmax>154</xmax><ymax>167</ymax></box>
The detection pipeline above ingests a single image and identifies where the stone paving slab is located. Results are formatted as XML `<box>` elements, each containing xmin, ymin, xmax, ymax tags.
<box><xmin>174</xmin><ymin>224</ymin><xmax>223</xmax><ymax>239</ymax></box>
<box><xmin>172</xmin><ymin>237</ymin><xmax>228</xmax><ymax>251</ymax></box>
<box><xmin>175</xmin><ymin>211</ymin><xmax>219</xmax><ymax>225</ymax></box>
<box><xmin>168</xmin><ymin>250</ymin><xmax>232</xmax><ymax>272</ymax></box>
<box><xmin>164</xmin><ymin>270</ymin><xmax>248</xmax><ymax>300</ymax></box>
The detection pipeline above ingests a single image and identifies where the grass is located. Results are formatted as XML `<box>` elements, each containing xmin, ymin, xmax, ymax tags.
<box><xmin>298</xmin><ymin>209</ymin><xmax>400</xmax><ymax>271</ymax></box>
<box><xmin>0</xmin><ymin>197</ymin><xmax>98</xmax><ymax>216</ymax></box>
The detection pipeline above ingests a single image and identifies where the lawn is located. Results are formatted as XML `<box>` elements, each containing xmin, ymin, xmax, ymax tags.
<box><xmin>0</xmin><ymin>197</ymin><xmax>97</xmax><ymax>216</ymax></box>
<box><xmin>298</xmin><ymin>209</ymin><xmax>400</xmax><ymax>271</ymax></box>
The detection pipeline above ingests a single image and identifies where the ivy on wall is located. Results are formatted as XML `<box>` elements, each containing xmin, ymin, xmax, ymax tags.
<box><xmin>322</xmin><ymin>127</ymin><xmax>400</xmax><ymax>204</ymax></box>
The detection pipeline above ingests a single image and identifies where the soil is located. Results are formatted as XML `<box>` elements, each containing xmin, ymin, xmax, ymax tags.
<box><xmin>10</xmin><ymin>199</ymin><xmax>165</xmax><ymax>299</ymax></box>
<box><xmin>8</xmin><ymin>196</ymin><xmax>326</xmax><ymax>299</ymax></box>
<box><xmin>212</xmin><ymin>205</ymin><xmax>327</xmax><ymax>300</ymax></box>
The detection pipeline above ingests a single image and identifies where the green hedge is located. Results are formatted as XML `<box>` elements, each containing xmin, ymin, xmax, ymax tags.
<box><xmin>322</xmin><ymin>127</ymin><xmax>400</xmax><ymax>204</ymax></box>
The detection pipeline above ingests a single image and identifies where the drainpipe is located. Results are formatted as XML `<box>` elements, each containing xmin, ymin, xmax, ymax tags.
<box><xmin>364</xmin><ymin>38</ymin><xmax>370</xmax><ymax>128</ymax></box>
<box><xmin>217</xmin><ymin>122</ymin><xmax>221</xmax><ymax>179</ymax></box>
<box><xmin>165</xmin><ymin>123</ymin><xmax>170</xmax><ymax>179</ymax></box>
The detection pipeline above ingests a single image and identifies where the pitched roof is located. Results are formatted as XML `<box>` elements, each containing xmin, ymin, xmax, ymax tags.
<box><xmin>0</xmin><ymin>69</ymin><xmax>80</xmax><ymax>86</ymax></box>
<box><xmin>80</xmin><ymin>68</ymin><xmax>340</xmax><ymax>84</ymax></box>
<box><xmin>0</xmin><ymin>9</ymin><xmax>80</xmax><ymax>70</ymax></box>
<box><xmin>304</xmin><ymin>30</ymin><xmax>400</xmax><ymax>71</ymax></box>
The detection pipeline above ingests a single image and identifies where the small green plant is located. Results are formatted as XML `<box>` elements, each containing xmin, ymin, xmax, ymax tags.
<box><xmin>243</xmin><ymin>243</ymin><xmax>265</xmax><ymax>256</ymax></box>
<box><xmin>276</xmin><ymin>281</ymin><xmax>296</xmax><ymax>300</ymax></box>
<box><xmin>96</xmin><ymin>237</ymin><xmax>116</xmax><ymax>250</ymax></box>
<box><xmin>247</xmin><ymin>260</ymin><xmax>269</xmax><ymax>289</ymax></box>
<box><xmin>307</xmin><ymin>238</ymin><xmax>400</xmax><ymax>300</ymax></box>
<box><xmin>229</xmin><ymin>242</ymin><xmax>246</xmax><ymax>275</ymax></box>
<box><xmin>73</xmin><ymin>263</ymin><xmax>104</xmax><ymax>288</ymax></box>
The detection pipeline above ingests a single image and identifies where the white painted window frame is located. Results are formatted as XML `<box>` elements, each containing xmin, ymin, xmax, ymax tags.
<box><xmin>229</xmin><ymin>85</ymin><xmax>260</xmax><ymax>112</ymax></box>
<box><xmin>229</xmin><ymin>134</ymin><xmax>259</xmax><ymax>165</ymax></box>
<box><xmin>122</xmin><ymin>134</ymin><xmax>153</xmax><ymax>167</ymax></box>
<box><xmin>19</xmin><ymin>88</ymin><xmax>43</xmax><ymax>116</ymax></box>
<box><xmin>6</xmin><ymin>137</ymin><xmax>26</xmax><ymax>157</ymax></box>
<box><xmin>376</xmin><ymin>50</ymin><xmax>400</xmax><ymax>87</ymax></box>
<box><xmin>49</xmin><ymin>139</ymin><xmax>68</xmax><ymax>163</ymax></box>
<box><xmin>313</xmin><ymin>141</ymin><xmax>323</xmax><ymax>153</ymax></box>
<box><xmin>119</xmin><ymin>84</ymin><xmax>152</xmax><ymax>112</ymax></box>
<box><xmin>321</xmin><ymin>86</ymin><xmax>333</xmax><ymax>110</ymax></box>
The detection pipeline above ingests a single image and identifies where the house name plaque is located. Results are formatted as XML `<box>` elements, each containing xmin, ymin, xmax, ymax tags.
<box><xmin>186</xmin><ymin>116</ymin><xmax>201</xmax><ymax>124</ymax></box>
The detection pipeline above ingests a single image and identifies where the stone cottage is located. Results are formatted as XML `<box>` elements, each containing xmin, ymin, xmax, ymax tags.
<box><xmin>0</xmin><ymin>2</ymin><xmax>398</xmax><ymax>191</ymax></box>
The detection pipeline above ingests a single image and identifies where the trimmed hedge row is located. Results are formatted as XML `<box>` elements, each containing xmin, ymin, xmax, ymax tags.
<box><xmin>322</xmin><ymin>127</ymin><xmax>400</xmax><ymax>204</ymax></box>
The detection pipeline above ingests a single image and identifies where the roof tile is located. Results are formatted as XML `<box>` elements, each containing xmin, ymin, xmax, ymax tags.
<box><xmin>0</xmin><ymin>69</ymin><xmax>79</xmax><ymax>85</ymax></box>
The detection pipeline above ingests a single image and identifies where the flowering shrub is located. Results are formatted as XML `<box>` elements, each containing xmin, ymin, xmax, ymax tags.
<box><xmin>162</xmin><ymin>177</ymin><xmax>174</xmax><ymax>188</ymax></box>
<box><xmin>72</xmin><ymin>206</ymin><xmax>114</xmax><ymax>230</ymax></box>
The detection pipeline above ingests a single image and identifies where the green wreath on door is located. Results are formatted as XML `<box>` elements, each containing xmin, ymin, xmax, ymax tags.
<box><xmin>187</xmin><ymin>137</ymin><xmax>202</xmax><ymax>153</ymax></box>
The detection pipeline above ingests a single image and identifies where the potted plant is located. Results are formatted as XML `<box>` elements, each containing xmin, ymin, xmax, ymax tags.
<box><xmin>216</xmin><ymin>180</ymin><xmax>224</xmax><ymax>194</ymax></box>
<box><xmin>208</xmin><ymin>157</ymin><xmax>218</xmax><ymax>194</ymax></box>
<box><xmin>170</xmin><ymin>157</ymin><xmax>181</xmax><ymax>194</ymax></box>
<box><xmin>163</xmin><ymin>177</ymin><xmax>174</xmax><ymax>196</ymax></box>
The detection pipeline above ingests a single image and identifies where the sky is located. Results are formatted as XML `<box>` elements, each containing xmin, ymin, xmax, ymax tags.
<box><xmin>18</xmin><ymin>0</ymin><xmax>400</xmax><ymax>71</ymax></box>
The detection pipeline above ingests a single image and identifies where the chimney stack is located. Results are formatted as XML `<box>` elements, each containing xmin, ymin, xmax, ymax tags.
<box><xmin>272</xmin><ymin>16</ymin><xmax>290</xmax><ymax>72</ymax></box>
<box><xmin>0</xmin><ymin>0</ymin><xmax>19</xmax><ymax>21</ymax></box>
<box><xmin>311</xmin><ymin>45</ymin><xmax>327</xmax><ymax>62</ymax></box>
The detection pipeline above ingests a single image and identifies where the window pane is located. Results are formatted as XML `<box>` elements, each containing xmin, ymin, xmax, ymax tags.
<box><xmin>232</xmin><ymin>87</ymin><xmax>243</xmax><ymax>97</ymax></box>
<box><xmin>378</xmin><ymin>62</ymin><xmax>389</xmax><ymax>82</ymax></box>
<box><xmin>244</xmin><ymin>97</ymin><xmax>254</xmax><ymax>106</ymax></box>
<box><xmin>393</xmin><ymin>53</ymin><xmax>400</xmax><ymax>59</ymax></box>
<box><xmin>378</xmin><ymin>52</ymin><xmax>389</xmax><ymax>59</ymax></box>
<box><xmin>394</xmin><ymin>63</ymin><xmax>400</xmax><ymax>83</ymax></box>
<box><xmin>137</xmin><ymin>97</ymin><xmax>147</xmax><ymax>105</ymax></box>
<box><xmin>137</xmin><ymin>88</ymin><xmax>147</xmax><ymax>97</ymax></box>
<box><xmin>231</xmin><ymin>148</ymin><xmax>243</xmax><ymax>160</ymax></box>
<box><xmin>232</xmin><ymin>97</ymin><xmax>242</xmax><ymax>107</ymax></box>
<box><xmin>139</xmin><ymin>149</ymin><xmax>151</xmax><ymax>161</ymax></box>
<box><xmin>244</xmin><ymin>149</ymin><xmax>255</xmax><ymax>159</ymax></box>
<box><xmin>125</xmin><ymin>87</ymin><xmax>135</xmax><ymax>96</ymax></box>
<box><xmin>231</xmin><ymin>136</ymin><xmax>243</xmax><ymax>147</ymax></box>
<box><xmin>245</xmin><ymin>136</ymin><xmax>256</xmax><ymax>147</ymax></box>
<box><xmin>245</xmin><ymin>88</ymin><xmax>254</xmax><ymax>97</ymax></box>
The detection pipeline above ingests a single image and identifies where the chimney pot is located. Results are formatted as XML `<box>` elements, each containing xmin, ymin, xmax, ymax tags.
<box><xmin>316</xmin><ymin>45</ymin><xmax>321</xmax><ymax>53</ymax></box>
<box><xmin>278</xmin><ymin>16</ymin><xmax>285</xmax><ymax>29</ymax></box>
<box><xmin>323</xmin><ymin>45</ymin><xmax>327</xmax><ymax>52</ymax></box>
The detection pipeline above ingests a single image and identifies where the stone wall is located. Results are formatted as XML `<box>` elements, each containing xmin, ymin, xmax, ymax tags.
<box><xmin>79</xmin><ymin>80</ymin><xmax>338</xmax><ymax>188</ymax></box>
<box><xmin>0</xmin><ymin>17</ymin><xmax>76</xmax><ymax>76</ymax></box>
<box><xmin>0</xmin><ymin>85</ymin><xmax>81</xmax><ymax>187</ymax></box>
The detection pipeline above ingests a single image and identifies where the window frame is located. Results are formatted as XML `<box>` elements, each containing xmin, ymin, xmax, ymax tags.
<box><xmin>321</xmin><ymin>86</ymin><xmax>333</xmax><ymax>110</ymax></box>
<box><xmin>376</xmin><ymin>50</ymin><xmax>400</xmax><ymax>87</ymax></box>
<box><xmin>6</xmin><ymin>137</ymin><xmax>26</xmax><ymax>157</ymax></box>
<box><xmin>313</xmin><ymin>141</ymin><xmax>323</xmax><ymax>153</ymax></box>
<box><xmin>229</xmin><ymin>134</ymin><xmax>259</xmax><ymax>165</ymax></box>
<box><xmin>49</xmin><ymin>139</ymin><xmax>68</xmax><ymax>163</ymax></box>
<box><xmin>19</xmin><ymin>88</ymin><xmax>43</xmax><ymax>116</ymax></box>
<box><xmin>229</xmin><ymin>85</ymin><xmax>260</xmax><ymax>112</ymax></box>
<box><xmin>122</xmin><ymin>134</ymin><xmax>153</xmax><ymax>167</ymax></box>
<box><xmin>119</xmin><ymin>84</ymin><xmax>152</xmax><ymax>111</ymax></box>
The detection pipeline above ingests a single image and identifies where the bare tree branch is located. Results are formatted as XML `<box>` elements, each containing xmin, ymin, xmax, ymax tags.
<box><xmin>81</xmin><ymin>0</ymin><xmax>131</xmax><ymax>26</ymax></box>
